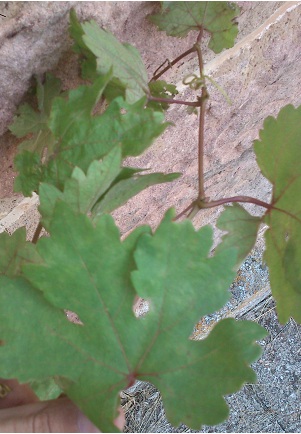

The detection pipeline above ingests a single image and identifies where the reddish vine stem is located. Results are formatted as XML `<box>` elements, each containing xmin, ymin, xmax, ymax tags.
<box><xmin>197</xmin><ymin>90</ymin><xmax>208</xmax><ymax>200</ymax></box>
<box><xmin>174</xmin><ymin>195</ymin><xmax>272</xmax><ymax>222</ymax></box>
<box><xmin>194</xmin><ymin>30</ymin><xmax>208</xmax><ymax>201</ymax></box>
<box><xmin>32</xmin><ymin>222</ymin><xmax>43</xmax><ymax>244</ymax></box>
<box><xmin>148</xmin><ymin>95</ymin><xmax>201</xmax><ymax>107</ymax></box>
<box><xmin>198</xmin><ymin>196</ymin><xmax>272</xmax><ymax>211</ymax></box>
<box><xmin>150</xmin><ymin>46</ymin><xmax>196</xmax><ymax>82</ymax></box>
<box><xmin>173</xmin><ymin>202</ymin><xmax>195</xmax><ymax>221</ymax></box>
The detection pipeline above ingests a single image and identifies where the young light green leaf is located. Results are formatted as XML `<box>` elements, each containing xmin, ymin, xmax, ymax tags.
<box><xmin>39</xmin><ymin>146</ymin><xmax>122</xmax><ymax>229</ymax></box>
<box><xmin>49</xmin><ymin>72</ymin><xmax>112</xmax><ymax>146</ymax></box>
<box><xmin>92</xmin><ymin>172</ymin><xmax>180</xmax><ymax>216</ymax></box>
<box><xmin>9</xmin><ymin>74</ymin><xmax>60</xmax><ymax>156</ymax></box>
<box><xmin>148</xmin><ymin>80</ymin><xmax>178</xmax><ymax>112</ymax></box>
<box><xmin>215</xmin><ymin>204</ymin><xmax>261</xmax><ymax>269</ymax></box>
<box><xmin>9</xmin><ymin>104</ymin><xmax>46</xmax><ymax>138</ymax></box>
<box><xmin>0</xmin><ymin>204</ymin><xmax>265</xmax><ymax>431</ymax></box>
<box><xmin>69</xmin><ymin>8</ymin><xmax>98</xmax><ymax>81</ymax></box>
<box><xmin>30</xmin><ymin>378</ymin><xmax>62</xmax><ymax>401</ymax></box>
<box><xmin>14</xmin><ymin>151</ymin><xmax>42</xmax><ymax>196</ymax></box>
<box><xmin>36</xmin><ymin>73</ymin><xmax>62</xmax><ymax>115</ymax></box>
<box><xmin>150</xmin><ymin>2</ymin><xmax>240</xmax><ymax>53</ymax></box>
<box><xmin>69</xmin><ymin>9</ymin><xmax>127</xmax><ymax>101</ymax></box>
<box><xmin>254</xmin><ymin>104</ymin><xmax>301</xmax><ymax>323</ymax></box>
<box><xmin>82</xmin><ymin>20</ymin><xmax>149</xmax><ymax>103</ymax></box>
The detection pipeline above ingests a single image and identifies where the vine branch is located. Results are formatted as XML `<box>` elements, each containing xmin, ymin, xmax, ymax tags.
<box><xmin>150</xmin><ymin>46</ymin><xmax>196</xmax><ymax>82</ymax></box>
<box><xmin>32</xmin><ymin>222</ymin><xmax>43</xmax><ymax>244</ymax></box>
<box><xmin>194</xmin><ymin>29</ymin><xmax>208</xmax><ymax>201</ymax></box>
<box><xmin>174</xmin><ymin>195</ymin><xmax>272</xmax><ymax>222</ymax></box>
<box><xmin>148</xmin><ymin>95</ymin><xmax>201</xmax><ymax>107</ymax></box>
<box><xmin>197</xmin><ymin>196</ymin><xmax>272</xmax><ymax>211</ymax></box>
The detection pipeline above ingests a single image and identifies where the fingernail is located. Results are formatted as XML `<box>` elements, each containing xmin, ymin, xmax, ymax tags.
<box><xmin>77</xmin><ymin>412</ymin><xmax>101</xmax><ymax>433</ymax></box>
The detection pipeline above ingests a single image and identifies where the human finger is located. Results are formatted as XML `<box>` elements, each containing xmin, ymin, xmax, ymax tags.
<box><xmin>0</xmin><ymin>379</ymin><xmax>39</xmax><ymax>409</ymax></box>
<box><xmin>0</xmin><ymin>396</ymin><xmax>100</xmax><ymax>433</ymax></box>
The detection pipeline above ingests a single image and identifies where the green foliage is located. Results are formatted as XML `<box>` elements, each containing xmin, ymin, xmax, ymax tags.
<box><xmin>0</xmin><ymin>228</ymin><xmax>39</xmax><ymax>277</ymax></box>
<box><xmin>150</xmin><ymin>2</ymin><xmax>240</xmax><ymax>53</ymax></box>
<box><xmin>30</xmin><ymin>378</ymin><xmax>62</xmax><ymax>401</ymax></box>
<box><xmin>254</xmin><ymin>104</ymin><xmax>301</xmax><ymax>323</ymax></box>
<box><xmin>39</xmin><ymin>146</ymin><xmax>180</xmax><ymax>227</ymax></box>
<box><xmin>81</xmin><ymin>20</ymin><xmax>149</xmax><ymax>103</ymax></box>
<box><xmin>216</xmin><ymin>204</ymin><xmax>261</xmax><ymax>268</ymax></box>
<box><xmin>14</xmin><ymin>151</ymin><xmax>42</xmax><ymax>196</ymax></box>
<box><xmin>9</xmin><ymin>74</ymin><xmax>60</xmax><ymax>156</ymax></box>
<box><xmin>13</xmin><ymin>72</ymin><xmax>169</xmax><ymax>196</ymax></box>
<box><xmin>0</xmin><ymin>204</ymin><xmax>265</xmax><ymax>431</ymax></box>
<box><xmin>148</xmin><ymin>80</ymin><xmax>179</xmax><ymax>111</ymax></box>
<box><xmin>92</xmin><ymin>172</ymin><xmax>180</xmax><ymax>216</ymax></box>
<box><xmin>69</xmin><ymin>8</ymin><xmax>98</xmax><ymax>81</ymax></box>
<box><xmin>2</xmin><ymin>3</ymin><xmax>300</xmax><ymax>433</ymax></box>
<box><xmin>39</xmin><ymin>146</ymin><xmax>122</xmax><ymax>229</ymax></box>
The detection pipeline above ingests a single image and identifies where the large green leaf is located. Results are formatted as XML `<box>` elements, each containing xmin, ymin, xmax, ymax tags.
<box><xmin>82</xmin><ymin>20</ymin><xmax>149</xmax><ymax>103</ymax></box>
<box><xmin>215</xmin><ymin>204</ymin><xmax>261</xmax><ymax>268</ymax></box>
<box><xmin>150</xmin><ymin>2</ymin><xmax>240</xmax><ymax>53</ymax></box>
<box><xmin>254</xmin><ymin>104</ymin><xmax>301</xmax><ymax>323</ymax></box>
<box><xmin>0</xmin><ymin>204</ymin><xmax>265</xmax><ymax>431</ymax></box>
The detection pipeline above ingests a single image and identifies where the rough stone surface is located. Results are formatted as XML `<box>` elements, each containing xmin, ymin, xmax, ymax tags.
<box><xmin>112</xmin><ymin>2</ymin><xmax>301</xmax><ymax>244</ymax></box>
<box><xmin>0</xmin><ymin>193</ymin><xmax>39</xmax><ymax>240</ymax></box>
<box><xmin>0</xmin><ymin>1</ymin><xmax>287</xmax><ymax>136</ymax></box>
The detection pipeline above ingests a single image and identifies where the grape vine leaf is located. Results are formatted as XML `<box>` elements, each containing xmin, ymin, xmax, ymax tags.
<box><xmin>48</xmin><ymin>88</ymin><xmax>168</xmax><ymax>175</ymax></box>
<box><xmin>39</xmin><ymin>146</ymin><xmax>122</xmax><ymax>229</ymax></box>
<box><xmin>148</xmin><ymin>80</ymin><xmax>179</xmax><ymax>112</ymax></box>
<box><xmin>9</xmin><ymin>74</ymin><xmax>61</xmax><ymax>156</ymax></box>
<box><xmin>47</xmin><ymin>96</ymin><xmax>168</xmax><ymax>190</ymax></box>
<box><xmin>29</xmin><ymin>378</ymin><xmax>62</xmax><ymax>401</ymax></box>
<box><xmin>69</xmin><ymin>8</ymin><xmax>98</xmax><ymax>81</ymax></box>
<box><xmin>0</xmin><ymin>228</ymin><xmax>39</xmax><ymax>277</ymax></box>
<box><xmin>254</xmin><ymin>104</ymin><xmax>301</xmax><ymax>323</ymax></box>
<box><xmin>81</xmin><ymin>19</ymin><xmax>149</xmax><ymax>103</ymax></box>
<box><xmin>14</xmin><ymin>73</ymin><xmax>168</xmax><ymax>195</ymax></box>
<box><xmin>14</xmin><ymin>151</ymin><xmax>42</xmax><ymax>196</ymax></box>
<box><xmin>0</xmin><ymin>204</ymin><xmax>265</xmax><ymax>431</ymax></box>
<box><xmin>150</xmin><ymin>2</ymin><xmax>240</xmax><ymax>53</ymax></box>
<box><xmin>69</xmin><ymin>9</ymin><xmax>127</xmax><ymax>102</ymax></box>
<box><xmin>13</xmin><ymin>72</ymin><xmax>112</xmax><ymax>195</ymax></box>
<box><xmin>215</xmin><ymin>204</ymin><xmax>261</xmax><ymax>268</ymax></box>
<box><xmin>91</xmin><ymin>171</ymin><xmax>180</xmax><ymax>216</ymax></box>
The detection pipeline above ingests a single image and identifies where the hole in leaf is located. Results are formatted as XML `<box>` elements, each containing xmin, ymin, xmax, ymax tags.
<box><xmin>64</xmin><ymin>309</ymin><xmax>83</xmax><ymax>325</ymax></box>
<box><xmin>133</xmin><ymin>296</ymin><xmax>150</xmax><ymax>318</ymax></box>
